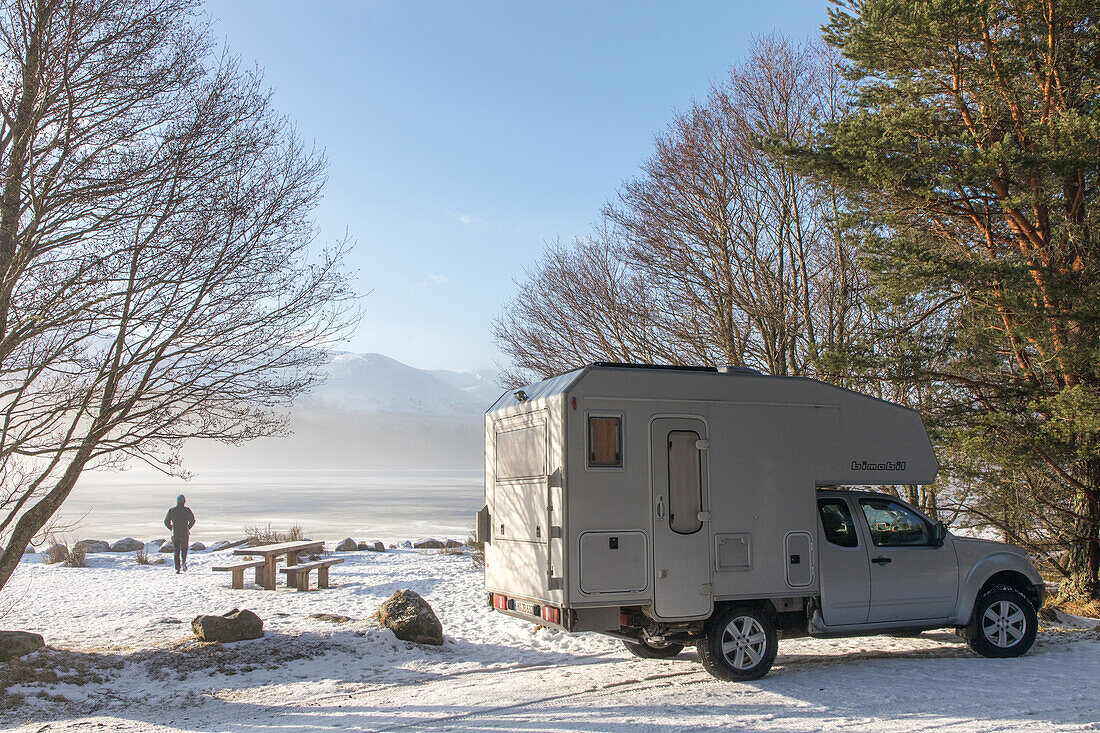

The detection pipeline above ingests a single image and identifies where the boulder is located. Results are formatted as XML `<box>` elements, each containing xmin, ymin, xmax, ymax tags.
<box><xmin>358</xmin><ymin>540</ymin><xmax>385</xmax><ymax>552</ymax></box>
<box><xmin>443</xmin><ymin>539</ymin><xmax>463</xmax><ymax>549</ymax></box>
<box><xmin>335</xmin><ymin>538</ymin><xmax>358</xmax><ymax>552</ymax></box>
<box><xmin>310</xmin><ymin>613</ymin><xmax>352</xmax><ymax>623</ymax></box>
<box><xmin>192</xmin><ymin>608</ymin><xmax>263</xmax><ymax>643</ymax></box>
<box><xmin>413</xmin><ymin>538</ymin><xmax>443</xmax><ymax>549</ymax></box>
<box><xmin>145</xmin><ymin>539</ymin><xmax>166</xmax><ymax>552</ymax></box>
<box><xmin>375</xmin><ymin>590</ymin><xmax>443</xmax><ymax>645</ymax></box>
<box><xmin>0</xmin><ymin>630</ymin><xmax>45</xmax><ymax>661</ymax></box>
<box><xmin>74</xmin><ymin>539</ymin><xmax>110</xmax><ymax>554</ymax></box>
<box><xmin>109</xmin><ymin>538</ymin><xmax>143</xmax><ymax>552</ymax></box>
<box><xmin>159</xmin><ymin>541</ymin><xmax>175</xmax><ymax>553</ymax></box>
<box><xmin>22</xmin><ymin>545</ymin><xmax>35</xmax><ymax>555</ymax></box>
<box><xmin>208</xmin><ymin>538</ymin><xmax>249</xmax><ymax>552</ymax></box>
<box><xmin>189</xmin><ymin>541</ymin><xmax>206</xmax><ymax>551</ymax></box>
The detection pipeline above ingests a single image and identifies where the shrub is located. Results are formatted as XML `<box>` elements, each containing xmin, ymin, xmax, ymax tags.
<box><xmin>135</xmin><ymin>547</ymin><xmax>151</xmax><ymax>565</ymax></box>
<box><xmin>44</xmin><ymin>542</ymin><xmax>69</xmax><ymax>565</ymax></box>
<box><xmin>467</xmin><ymin>532</ymin><xmax>485</xmax><ymax>568</ymax></box>
<box><xmin>63</xmin><ymin>543</ymin><xmax>86</xmax><ymax>568</ymax></box>
<box><xmin>245</xmin><ymin>523</ymin><xmax>306</xmax><ymax>545</ymax></box>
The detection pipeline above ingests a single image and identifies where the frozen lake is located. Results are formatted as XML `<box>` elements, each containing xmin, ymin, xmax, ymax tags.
<box><xmin>54</xmin><ymin>469</ymin><xmax>484</xmax><ymax>543</ymax></box>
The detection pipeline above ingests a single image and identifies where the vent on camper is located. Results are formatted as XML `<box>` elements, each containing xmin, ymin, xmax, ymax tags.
<box><xmin>717</xmin><ymin>365</ymin><xmax>763</xmax><ymax>375</ymax></box>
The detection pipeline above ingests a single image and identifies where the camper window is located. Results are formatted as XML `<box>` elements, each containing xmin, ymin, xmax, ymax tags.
<box><xmin>587</xmin><ymin>416</ymin><xmax>622</xmax><ymax>468</ymax></box>
<box><xmin>817</xmin><ymin>499</ymin><xmax>859</xmax><ymax>548</ymax></box>
<box><xmin>859</xmin><ymin>498</ymin><xmax>932</xmax><ymax>547</ymax></box>
<box><xmin>668</xmin><ymin>430</ymin><xmax>703</xmax><ymax>534</ymax></box>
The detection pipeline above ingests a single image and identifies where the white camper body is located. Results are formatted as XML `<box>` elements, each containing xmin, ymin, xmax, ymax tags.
<box><xmin>480</xmin><ymin>364</ymin><xmax>1046</xmax><ymax>680</ymax></box>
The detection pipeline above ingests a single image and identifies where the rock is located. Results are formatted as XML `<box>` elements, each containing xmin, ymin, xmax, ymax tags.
<box><xmin>108</xmin><ymin>537</ymin><xmax>143</xmax><ymax>552</ymax></box>
<box><xmin>208</xmin><ymin>538</ymin><xmax>249</xmax><ymax>552</ymax></box>
<box><xmin>192</xmin><ymin>608</ymin><xmax>264</xmax><ymax>643</ymax></box>
<box><xmin>310</xmin><ymin>613</ymin><xmax>352</xmax><ymax>623</ymax></box>
<box><xmin>358</xmin><ymin>540</ymin><xmax>385</xmax><ymax>552</ymax></box>
<box><xmin>413</xmin><ymin>538</ymin><xmax>443</xmax><ymax>549</ymax></box>
<box><xmin>155</xmin><ymin>617</ymin><xmax>183</xmax><ymax>625</ymax></box>
<box><xmin>443</xmin><ymin>539</ymin><xmax>463</xmax><ymax>549</ymax></box>
<box><xmin>375</xmin><ymin>590</ymin><xmax>443</xmax><ymax>645</ymax></box>
<box><xmin>0</xmin><ymin>630</ymin><xmax>45</xmax><ymax>661</ymax></box>
<box><xmin>398</xmin><ymin>540</ymin><xmax>412</xmax><ymax>548</ymax></box>
<box><xmin>74</xmin><ymin>539</ymin><xmax>110</xmax><ymax>554</ymax></box>
<box><xmin>159</xmin><ymin>541</ymin><xmax>174</xmax><ymax>553</ymax></box>
<box><xmin>335</xmin><ymin>538</ymin><xmax>358</xmax><ymax>552</ymax></box>
<box><xmin>189</xmin><ymin>541</ymin><xmax>206</xmax><ymax>551</ymax></box>
<box><xmin>22</xmin><ymin>545</ymin><xmax>35</xmax><ymax>555</ymax></box>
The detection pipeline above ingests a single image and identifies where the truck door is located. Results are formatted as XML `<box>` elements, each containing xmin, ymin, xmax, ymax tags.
<box><xmin>856</xmin><ymin>497</ymin><xmax>959</xmax><ymax>622</ymax></box>
<box><xmin>651</xmin><ymin>417</ymin><xmax>712</xmax><ymax>619</ymax></box>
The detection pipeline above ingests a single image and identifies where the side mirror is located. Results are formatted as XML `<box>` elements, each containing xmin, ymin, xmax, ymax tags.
<box><xmin>932</xmin><ymin>521</ymin><xmax>948</xmax><ymax>547</ymax></box>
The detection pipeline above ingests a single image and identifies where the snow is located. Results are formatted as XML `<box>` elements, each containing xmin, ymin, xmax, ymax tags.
<box><xmin>3</xmin><ymin>547</ymin><xmax>1099</xmax><ymax>732</ymax></box>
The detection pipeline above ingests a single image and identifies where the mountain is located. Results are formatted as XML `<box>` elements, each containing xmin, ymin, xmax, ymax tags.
<box><xmin>302</xmin><ymin>353</ymin><xmax>499</xmax><ymax>414</ymax></box>
<box><xmin>184</xmin><ymin>353</ymin><xmax>502</xmax><ymax>470</ymax></box>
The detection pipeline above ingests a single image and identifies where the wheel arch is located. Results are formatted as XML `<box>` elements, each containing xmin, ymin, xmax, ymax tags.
<box><xmin>957</xmin><ymin>554</ymin><xmax>1043</xmax><ymax>624</ymax></box>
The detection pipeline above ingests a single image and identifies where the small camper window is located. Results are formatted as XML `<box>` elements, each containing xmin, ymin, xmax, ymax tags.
<box><xmin>495</xmin><ymin>424</ymin><xmax>546</xmax><ymax>479</ymax></box>
<box><xmin>668</xmin><ymin>430</ymin><xmax>702</xmax><ymax>534</ymax></box>
<box><xmin>587</xmin><ymin>416</ymin><xmax>622</xmax><ymax>468</ymax></box>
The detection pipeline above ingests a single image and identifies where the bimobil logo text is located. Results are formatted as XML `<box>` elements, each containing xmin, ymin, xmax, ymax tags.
<box><xmin>851</xmin><ymin>460</ymin><xmax>906</xmax><ymax>471</ymax></box>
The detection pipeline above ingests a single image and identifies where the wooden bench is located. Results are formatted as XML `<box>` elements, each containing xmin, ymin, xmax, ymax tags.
<box><xmin>279</xmin><ymin>557</ymin><xmax>344</xmax><ymax>591</ymax></box>
<box><xmin>212</xmin><ymin>559</ymin><xmax>266</xmax><ymax>589</ymax></box>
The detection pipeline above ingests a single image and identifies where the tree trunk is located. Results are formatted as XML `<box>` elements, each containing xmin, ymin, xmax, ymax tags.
<box><xmin>1066</xmin><ymin>458</ymin><xmax>1100</xmax><ymax>600</ymax></box>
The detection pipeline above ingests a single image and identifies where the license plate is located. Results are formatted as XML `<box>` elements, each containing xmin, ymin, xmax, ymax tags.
<box><xmin>514</xmin><ymin>599</ymin><xmax>537</xmax><ymax>616</ymax></box>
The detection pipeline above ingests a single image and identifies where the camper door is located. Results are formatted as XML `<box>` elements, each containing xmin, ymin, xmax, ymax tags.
<box><xmin>651</xmin><ymin>416</ymin><xmax>712</xmax><ymax>619</ymax></box>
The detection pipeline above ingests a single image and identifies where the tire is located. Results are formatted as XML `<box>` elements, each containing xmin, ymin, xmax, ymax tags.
<box><xmin>622</xmin><ymin>638</ymin><xmax>685</xmax><ymax>659</ymax></box>
<box><xmin>697</xmin><ymin>605</ymin><xmax>778</xmax><ymax>681</ymax></box>
<box><xmin>965</xmin><ymin>586</ymin><xmax>1038</xmax><ymax>658</ymax></box>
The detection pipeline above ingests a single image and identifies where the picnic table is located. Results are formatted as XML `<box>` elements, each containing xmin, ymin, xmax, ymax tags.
<box><xmin>232</xmin><ymin>540</ymin><xmax>324</xmax><ymax>590</ymax></box>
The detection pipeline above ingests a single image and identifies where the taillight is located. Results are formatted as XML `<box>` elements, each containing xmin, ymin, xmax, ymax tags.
<box><xmin>492</xmin><ymin>594</ymin><xmax>508</xmax><ymax>610</ymax></box>
<box><xmin>541</xmin><ymin>606</ymin><xmax>561</xmax><ymax>624</ymax></box>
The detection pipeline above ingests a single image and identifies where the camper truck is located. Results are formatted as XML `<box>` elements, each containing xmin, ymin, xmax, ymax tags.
<box><xmin>477</xmin><ymin>363</ymin><xmax>1047</xmax><ymax>681</ymax></box>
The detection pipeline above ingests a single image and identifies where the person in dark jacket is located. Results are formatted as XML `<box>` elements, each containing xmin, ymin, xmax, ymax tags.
<box><xmin>164</xmin><ymin>495</ymin><xmax>196</xmax><ymax>573</ymax></box>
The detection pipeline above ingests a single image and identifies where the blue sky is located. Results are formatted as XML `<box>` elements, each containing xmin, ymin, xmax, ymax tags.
<box><xmin>203</xmin><ymin>1</ymin><xmax>830</xmax><ymax>371</ymax></box>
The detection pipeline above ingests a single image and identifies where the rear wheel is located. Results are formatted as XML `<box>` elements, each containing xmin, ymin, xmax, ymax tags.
<box><xmin>965</xmin><ymin>586</ymin><xmax>1037</xmax><ymax>658</ymax></box>
<box><xmin>697</xmin><ymin>605</ymin><xmax>777</xmax><ymax>681</ymax></box>
<box><xmin>622</xmin><ymin>638</ymin><xmax>684</xmax><ymax>659</ymax></box>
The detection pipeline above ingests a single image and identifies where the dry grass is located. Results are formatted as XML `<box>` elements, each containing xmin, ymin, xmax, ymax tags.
<box><xmin>64</xmin><ymin>542</ymin><xmax>86</xmax><ymax>568</ymax></box>
<box><xmin>467</xmin><ymin>532</ymin><xmax>484</xmax><ymax>567</ymax></box>
<box><xmin>135</xmin><ymin>546</ymin><xmax>155</xmax><ymax>565</ymax></box>
<box><xmin>244</xmin><ymin>523</ymin><xmax>305</xmax><ymax>545</ymax></box>
<box><xmin>44</xmin><ymin>541</ymin><xmax>69</xmax><ymax>565</ymax></box>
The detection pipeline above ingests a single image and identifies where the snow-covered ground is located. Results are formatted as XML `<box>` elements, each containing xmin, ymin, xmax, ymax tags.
<box><xmin>3</xmin><ymin>546</ymin><xmax>1099</xmax><ymax>732</ymax></box>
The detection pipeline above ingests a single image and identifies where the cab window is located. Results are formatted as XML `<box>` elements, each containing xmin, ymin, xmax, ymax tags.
<box><xmin>817</xmin><ymin>498</ymin><xmax>859</xmax><ymax>548</ymax></box>
<box><xmin>859</xmin><ymin>498</ymin><xmax>931</xmax><ymax>547</ymax></box>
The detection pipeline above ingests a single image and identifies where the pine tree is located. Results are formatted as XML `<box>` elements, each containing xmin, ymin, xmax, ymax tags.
<box><xmin>806</xmin><ymin>1</ymin><xmax>1100</xmax><ymax>599</ymax></box>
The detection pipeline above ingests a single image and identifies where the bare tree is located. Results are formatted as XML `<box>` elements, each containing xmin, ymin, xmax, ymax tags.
<box><xmin>495</xmin><ymin>35</ymin><xmax>869</xmax><ymax>385</ymax></box>
<box><xmin>0</xmin><ymin>0</ymin><xmax>356</xmax><ymax>590</ymax></box>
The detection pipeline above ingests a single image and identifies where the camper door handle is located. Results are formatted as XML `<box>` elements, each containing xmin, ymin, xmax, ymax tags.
<box><xmin>656</xmin><ymin>496</ymin><xmax>666</xmax><ymax>520</ymax></box>
<box><xmin>871</xmin><ymin>556</ymin><xmax>892</xmax><ymax>565</ymax></box>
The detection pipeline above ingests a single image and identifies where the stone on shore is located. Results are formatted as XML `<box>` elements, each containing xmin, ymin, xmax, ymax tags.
<box><xmin>375</xmin><ymin>589</ymin><xmax>443</xmax><ymax>645</ymax></box>
<box><xmin>109</xmin><ymin>538</ymin><xmax>143</xmax><ymax>552</ymax></box>
<box><xmin>443</xmin><ymin>539</ymin><xmax>463</xmax><ymax>549</ymax></box>
<box><xmin>335</xmin><ymin>538</ymin><xmax>358</xmax><ymax>552</ymax></box>
<box><xmin>413</xmin><ymin>538</ymin><xmax>443</xmax><ymax>549</ymax></box>
<box><xmin>74</xmin><ymin>539</ymin><xmax>110</xmax><ymax>554</ymax></box>
<box><xmin>189</xmin><ymin>541</ymin><xmax>206</xmax><ymax>551</ymax></box>
<box><xmin>192</xmin><ymin>608</ymin><xmax>263</xmax><ymax>643</ymax></box>
<box><xmin>22</xmin><ymin>545</ymin><xmax>35</xmax><ymax>555</ymax></box>
<box><xmin>0</xmin><ymin>630</ymin><xmax>45</xmax><ymax>661</ymax></box>
<box><xmin>358</xmin><ymin>540</ymin><xmax>385</xmax><ymax>552</ymax></box>
<box><xmin>159</xmin><ymin>541</ymin><xmax>174</xmax><ymax>553</ymax></box>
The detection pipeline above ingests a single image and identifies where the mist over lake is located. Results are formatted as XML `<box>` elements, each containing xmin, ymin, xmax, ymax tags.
<box><xmin>58</xmin><ymin>469</ymin><xmax>484</xmax><ymax>543</ymax></box>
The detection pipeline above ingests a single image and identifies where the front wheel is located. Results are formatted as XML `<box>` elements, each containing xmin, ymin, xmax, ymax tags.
<box><xmin>697</xmin><ymin>605</ymin><xmax>777</xmax><ymax>681</ymax></box>
<box><xmin>965</xmin><ymin>586</ymin><xmax>1037</xmax><ymax>658</ymax></box>
<box><xmin>622</xmin><ymin>638</ymin><xmax>685</xmax><ymax>659</ymax></box>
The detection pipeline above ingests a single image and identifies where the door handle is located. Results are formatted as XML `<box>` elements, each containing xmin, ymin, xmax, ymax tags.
<box><xmin>656</xmin><ymin>495</ymin><xmax>666</xmax><ymax>520</ymax></box>
<box><xmin>871</xmin><ymin>556</ymin><xmax>892</xmax><ymax>565</ymax></box>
